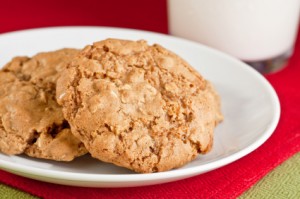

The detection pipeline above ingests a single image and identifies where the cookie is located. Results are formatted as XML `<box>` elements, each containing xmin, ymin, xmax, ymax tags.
<box><xmin>0</xmin><ymin>49</ymin><xmax>87</xmax><ymax>161</ymax></box>
<box><xmin>57</xmin><ymin>39</ymin><xmax>223</xmax><ymax>172</ymax></box>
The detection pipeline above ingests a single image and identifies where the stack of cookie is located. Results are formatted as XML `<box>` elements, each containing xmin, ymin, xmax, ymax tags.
<box><xmin>0</xmin><ymin>39</ymin><xmax>223</xmax><ymax>173</ymax></box>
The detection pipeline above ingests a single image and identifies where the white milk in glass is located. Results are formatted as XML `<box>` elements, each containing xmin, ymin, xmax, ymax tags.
<box><xmin>168</xmin><ymin>0</ymin><xmax>300</xmax><ymax>62</ymax></box>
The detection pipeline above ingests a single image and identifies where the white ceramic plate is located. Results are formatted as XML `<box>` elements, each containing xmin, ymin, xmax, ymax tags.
<box><xmin>0</xmin><ymin>27</ymin><xmax>280</xmax><ymax>187</ymax></box>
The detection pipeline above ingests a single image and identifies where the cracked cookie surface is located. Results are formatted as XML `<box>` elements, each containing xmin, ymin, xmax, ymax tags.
<box><xmin>57</xmin><ymin>39</ymin><xmax>223</xmax><ymax>172</ymax></box>
<box><xmin>0</xmin><ymin>49</ymin><xmax>87</xmax><ymax>161</ymax></box>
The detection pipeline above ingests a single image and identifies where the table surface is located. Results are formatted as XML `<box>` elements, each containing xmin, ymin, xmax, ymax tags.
<box><xmin>0</xmin><ymin>0</ymin><xmax>300</xmax><ymax>198</ymax></box>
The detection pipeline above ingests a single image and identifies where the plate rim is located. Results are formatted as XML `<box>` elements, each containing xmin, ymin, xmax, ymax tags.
<box><xmin>0</xmin><ymin>26</ymin><xmax>280</xmax><ymax>184</ymax></box>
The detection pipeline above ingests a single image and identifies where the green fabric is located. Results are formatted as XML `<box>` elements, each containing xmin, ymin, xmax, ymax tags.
<box><xmin>240</xmin><ymin>152</ymin><xmax>300</xmax><ymax>199</ymax></box>
<box><xmin>0</xmin><ymin>184</ymin><xmax>38</xmax><ymax>199</ymax></box>
<box><xmin>0</xmin><ymin>153</ymin><xmax>299</xmax><ymax>198</ymax></box>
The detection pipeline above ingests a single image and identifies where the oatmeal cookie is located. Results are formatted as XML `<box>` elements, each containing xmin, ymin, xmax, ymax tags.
<box><xmin>0</xmin><ymin>49</ymin><xmax>87</xmax><ymax>161</ymax></box>
<box><xmin>57</xmin><ymin>39</ymin><xmax>223</xmax><ymax>172</ymax></box>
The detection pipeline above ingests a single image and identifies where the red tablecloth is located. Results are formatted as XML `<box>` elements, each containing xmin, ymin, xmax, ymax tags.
<box><xmin>0</xmin><ymin>0</ymin><xmax>300</xmax><ymax>198</ymax></box>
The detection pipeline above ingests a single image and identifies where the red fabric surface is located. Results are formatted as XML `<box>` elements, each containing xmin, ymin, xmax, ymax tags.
<box><xmin>1</xmin><ymin>0</ymin><xmax>300</xmax><ymax>198</ymax></box>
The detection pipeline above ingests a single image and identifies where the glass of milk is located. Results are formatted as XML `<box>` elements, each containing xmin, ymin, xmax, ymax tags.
<box><xmin>168</xmin><ymin>0</ymin><xmax>300</xmax><ymax>73</ymax></box>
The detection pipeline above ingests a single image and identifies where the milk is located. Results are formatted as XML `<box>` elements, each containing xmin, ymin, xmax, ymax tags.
<box><xmin>168</xmin><ymin>0</ymin><xmax>300</xmax><ymax>61</ymax></box>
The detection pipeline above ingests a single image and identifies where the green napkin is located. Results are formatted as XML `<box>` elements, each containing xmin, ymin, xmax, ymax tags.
<box><xmin>0</xmin><ymin>184</ymin><xmax>37</xmax><ymax>199</ymax></box>
<box><xmin>240</xmin><ymin>152</ymin><xmax>300</xmax><ymax>199</ymax></box>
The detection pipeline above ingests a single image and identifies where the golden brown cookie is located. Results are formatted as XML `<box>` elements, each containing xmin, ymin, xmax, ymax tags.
<box><xmin>57</xmin><ymin>39</ymin><xmax>223</xmax><ymax>172</ymax></box>
<box><xmin>0</xmin><ymin>49</ymin><xmax>87</xmax><ymax>161</ymax></box>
